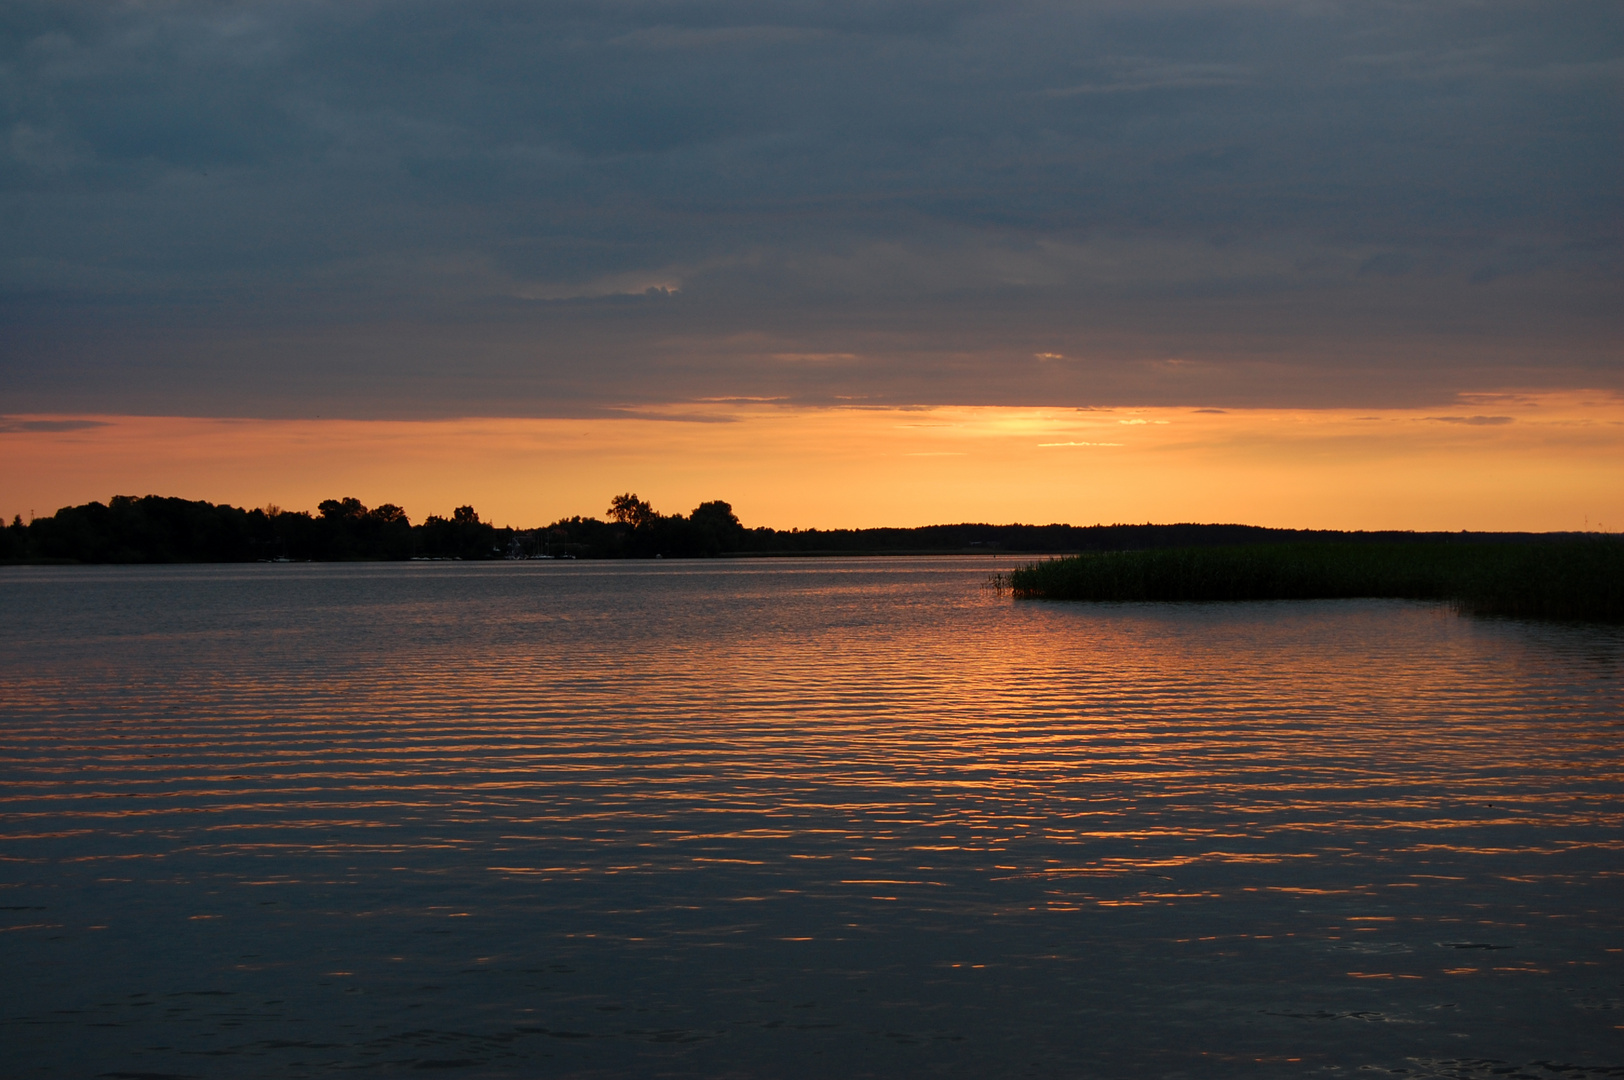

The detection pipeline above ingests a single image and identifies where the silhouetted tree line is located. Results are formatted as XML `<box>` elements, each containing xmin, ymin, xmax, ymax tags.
<box><xmin>0</xmin><ymin>495</ymin><xmax>496</xmax><ymax>563</ymax></box>
<box><xmin>0</xmin><ymin>492</ymin><xmax>1568</xmax><ymax>564</ymax></box>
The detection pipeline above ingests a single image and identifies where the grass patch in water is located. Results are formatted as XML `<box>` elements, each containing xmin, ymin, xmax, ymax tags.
<box><xmin>1004</xmin><ymin>541</ymin><xmax>1624</xmax><ymax>621</ymax></box>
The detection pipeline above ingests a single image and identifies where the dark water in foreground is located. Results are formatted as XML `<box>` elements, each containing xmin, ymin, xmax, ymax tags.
<box><xmin>1</xmin><ymin>559</ymin><xmax>1621</xmax><ymax>1079</ymax></box>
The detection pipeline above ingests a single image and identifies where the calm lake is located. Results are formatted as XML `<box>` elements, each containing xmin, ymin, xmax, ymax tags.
<box><xmin>2</xmin><ymin>559</ymin><xmax>1621</xmax><ymax>1079</ymax></box>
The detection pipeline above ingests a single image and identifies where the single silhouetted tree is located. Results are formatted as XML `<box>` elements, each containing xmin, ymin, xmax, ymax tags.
<box><xmin>608</xmin><ymin>493</ymin><xmax>657</xmax><ymax>529</ymax></box>
<box><xmin>688</xmin><ymin>499</ymin><xmax>744</xmax><ymax>555</ymax></box>
<box><xmin>690</xmin><ymin>500</ymin><xmax>740</xmax><ymax>531</ymax></box>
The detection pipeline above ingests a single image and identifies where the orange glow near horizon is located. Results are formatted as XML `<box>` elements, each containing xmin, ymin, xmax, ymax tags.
<box><xmin>4</xmin><ymin>391</ymin><xmax>1622</xmax><ymax>532</ymax></box>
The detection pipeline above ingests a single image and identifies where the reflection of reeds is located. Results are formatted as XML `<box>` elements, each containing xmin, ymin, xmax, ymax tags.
<box><xmin>1007</xmin><ymin>541</ymin><xmax>1624</xmax><ymax>621</ymax></box>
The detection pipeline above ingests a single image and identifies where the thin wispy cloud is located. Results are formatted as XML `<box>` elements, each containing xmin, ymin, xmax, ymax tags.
<box><xmin>1041</xmin><ymin>61</ymin><xmax>1253</xmax><ymax>97</ymax></box>
<box><xmin>0</xmin><ymin>418</ymin><xmax>109</xmax><ymax>433</ymax></box>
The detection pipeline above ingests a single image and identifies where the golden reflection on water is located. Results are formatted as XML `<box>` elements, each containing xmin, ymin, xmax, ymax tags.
<box><xmin>1</xmin><ymin>560</ymin><xmax>1622</xmax><ymax>1077</ymax></box>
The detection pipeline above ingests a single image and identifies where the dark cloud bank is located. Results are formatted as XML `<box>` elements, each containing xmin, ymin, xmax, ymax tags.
<box><xmin>1</xmin><ymin>0</ymin><xmax>1619</xmax><ymax>416</ymax></box>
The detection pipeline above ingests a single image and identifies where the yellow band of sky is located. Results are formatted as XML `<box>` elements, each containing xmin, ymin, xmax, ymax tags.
<box><xmin>4</xmin><ymin>391</ymin><xmax>1621</xmax><ymax>532</ymax></box>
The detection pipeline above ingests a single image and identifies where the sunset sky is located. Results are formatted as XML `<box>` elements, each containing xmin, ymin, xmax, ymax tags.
<box><xmin>3</xmin><ymin>1</ymin><xmax>1619</xmax><ymax>529</ymax></box>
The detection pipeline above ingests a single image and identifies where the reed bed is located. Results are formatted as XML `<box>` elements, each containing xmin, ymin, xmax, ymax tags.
<box><xmin>1005</xmin><ymin>541</ymin><xmax>1624</xmax><ymax>621</ymax></box>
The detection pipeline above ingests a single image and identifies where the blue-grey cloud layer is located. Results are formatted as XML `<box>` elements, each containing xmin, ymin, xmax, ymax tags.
<box><xmin>2</xmin><ymin>0</ymin><xmax>1619</xmax><ymax>414</ymax></box>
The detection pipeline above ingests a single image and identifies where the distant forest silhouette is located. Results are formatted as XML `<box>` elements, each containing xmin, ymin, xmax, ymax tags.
<box><xmin>0</xmin><ymin>493</ymin><xmax>1575</xmax><ymax>564</ymax></box>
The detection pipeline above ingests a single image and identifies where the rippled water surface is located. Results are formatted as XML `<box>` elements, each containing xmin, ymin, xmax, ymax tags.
<box><xmin>2</xmin><ymin>559</ymin><xmax>1622</xmax><ymax>1079</ymax></box>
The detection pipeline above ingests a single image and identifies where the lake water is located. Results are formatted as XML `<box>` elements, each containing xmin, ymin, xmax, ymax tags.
<box><xmin>2</xmin><ymin>559</ymin><xmax>1621</xmax><ymax>1079</ymax></box>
